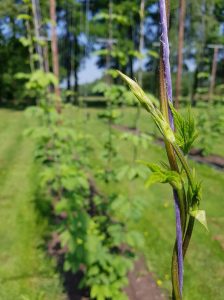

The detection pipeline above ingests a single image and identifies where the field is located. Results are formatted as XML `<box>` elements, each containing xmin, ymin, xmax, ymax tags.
<box><xmin>0</xmin><ymin>107</ymin><xmax>223</xmax><ymax>300</ymax></box>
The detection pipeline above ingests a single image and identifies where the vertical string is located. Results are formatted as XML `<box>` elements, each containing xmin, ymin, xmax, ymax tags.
<box><xmin>159</xmin><ymin>0</ymin><xmax>183</xmax><ymax>294</ymax></box>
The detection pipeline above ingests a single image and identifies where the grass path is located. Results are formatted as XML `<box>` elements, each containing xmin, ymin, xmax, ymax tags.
<box><xmin>0</xmin><ymin>110</ymin><xmax>64</xmax><ymax>300</ymax></box>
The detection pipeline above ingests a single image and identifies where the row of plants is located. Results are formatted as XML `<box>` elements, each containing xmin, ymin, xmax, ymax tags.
<box><xmin>16</xmin><ymin>2</ymin><xmax>147</xmax><ymax>299</ymax></box>
<box><xmin>22</xmin><ymin>65</ymin><xmax>151</xmax><ymax>300</ymax></box>
<box><xmin>196</xmin><ymin>103</ymin><xmax>224</xmax><ymax>155</ymax></box>
<box><xmin>112</xmin><ymin>101</ymin><xmax>224</xmax><ymax>157</ymax></box>
<box><xmin>18</xmin><ymin>1</ymin><xmax>209</xmax><ymax>299</ymax></box>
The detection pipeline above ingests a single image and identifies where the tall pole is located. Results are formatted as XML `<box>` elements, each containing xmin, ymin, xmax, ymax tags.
<box><xmin>134</xmin><ymin>0</ymin><xmax>145</xmax><ymax>131</ymax></box>
<box><xmin>50</xmin><ymin>0</ymin><xmax>61</xmax><ymax>112</ymax></box>
<box><xmin>209</xmin><ymin>46</ymin><xmax>218</xmax><ymax>103</ymax></box>
<box><xmin>106</xmin><ymin>0</ymin><xmax>113</xmax><ymax>84</ymax></box>
<box><xmin>84</xmin><ymin>0</ymin><xmax>90</xmax><ymax>99</ymax></box>
<box><xmin>138</xmin><ymin>0</ymin><xmax>145</xmax><ymax>86</ymax></box>
<box><xmin>175</xmin><ymin>0</ymin><xmax>186</xmax><ymax>109</ymax></box>
<box><xmin>31</xmin><ymin>0</ymin><xmax>44</xmax><ymax>70</ymax></box>
<box><xmin>207</xmin><ymin>44</ymin><xmax>224</xmax><ymax>103</ymax></box>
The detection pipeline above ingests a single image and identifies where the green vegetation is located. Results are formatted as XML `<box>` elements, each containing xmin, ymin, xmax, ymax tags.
<box><xmin>69</xmin><ymin>106</ymin><xmax>224</xmax><ymax>300</ymax></box>
<box><xmin>0</xmin><ymin>0</ymin><xmax>224</xmax><ymax>299</ymax></box>
<box><xmin>0</xmin><ymin>109</ymin><xmax>64</xmax><ymax>300</ymax></box>
<box><xmin>0</xmin><ymin>107</ymin><xmax>223</xmax><ymax>299</ymax></box>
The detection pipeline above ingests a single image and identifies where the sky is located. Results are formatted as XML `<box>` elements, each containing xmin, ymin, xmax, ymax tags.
<box><xmin>78</xmin><ymin>54</ymin><xmax>103</xmax><ymax>84</ymax></box>
<box><xmin>77</xmin><ymin>49</ymin><xmax>150</xmax><ymax>85</ymax></box>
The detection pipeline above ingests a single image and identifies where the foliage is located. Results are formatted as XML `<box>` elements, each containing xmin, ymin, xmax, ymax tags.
<box><xmin>23</xmin><ymin>56</ymin><xmax>145</xmax><ymax>299</ymax></box>
<box><xmin>118</xmin><ymin>70</ymin><xmax>208</xmax><ymax>299</ymax></box>
<box><xmin>196</xmin><ymin>105</ymin><xmax>224</xmax><ymax>155</ymax></box>
<box><xmin>169</xmin><ymin>104</ymin><xmax>198</xmax><ymax>155</ymax></box>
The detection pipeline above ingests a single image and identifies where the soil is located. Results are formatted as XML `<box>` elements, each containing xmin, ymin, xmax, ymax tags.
<box><xmin>125</xmin><ymin>258</ymin><xmax>167</xmax><ymax>300</ymax></box>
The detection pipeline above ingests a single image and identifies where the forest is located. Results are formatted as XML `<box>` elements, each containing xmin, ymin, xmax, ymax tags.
<box><xmin>0</xmin><ymin>1</ymin><xmax>223</xmax><ymax>300</ymax></box>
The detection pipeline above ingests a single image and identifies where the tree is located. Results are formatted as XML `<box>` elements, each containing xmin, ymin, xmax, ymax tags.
<box><xmin>0</xmin><ymin>0</ymin><xmax>29</xmax><ymax>104</ymax></box>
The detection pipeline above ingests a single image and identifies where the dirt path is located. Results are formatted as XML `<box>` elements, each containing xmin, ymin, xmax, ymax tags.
<box><xmin>125</xmin><ymin>258</ymin><xmax>167</xmax><ymax>300</ymax></box>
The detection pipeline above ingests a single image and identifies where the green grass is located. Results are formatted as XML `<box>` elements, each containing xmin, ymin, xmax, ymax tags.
<box><xmin>116</xmin><ymin>106</ymin><xmax>224</xmax><ymax>157</ymax></box>
<box><xmin>0</xmin><ymin>107</ymin><xmax>223</xmax><ymax>300</ymax></box>
<box><xmin>68</xmin><ymin>107</ymin><xmax>224</xmax><ymax>300</ymax></box>
<box><xmin>0</xmin><ymin>109</ymin><xmax>64</xmax><ymax>300</ymax></box>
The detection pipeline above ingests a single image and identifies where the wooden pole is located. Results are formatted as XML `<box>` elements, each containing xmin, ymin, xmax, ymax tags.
<box><xmin>106</xmin><ymin>0</ymin><xmax>113</xmax><ymax>84</ymax></box>
<box><xmin>31</xmin><ymin>0</ymin><xmax>44</xmax><ymax>70</ymax></box>
<box><xmin>138</xmin><ymin>0</ymin><xmax>145</xmax><ymax>86</ymax></box>
<box><xmin>50</xmin><ymin>0</ymin><xmax>61</xmax><ymax>112</ymax></box>
<box><xmin>175</xmin><ymin>0</ymin><xmax>186</xmax><ymax>109</ymax></box>
<box><xmin>209</xmin><ymin>46</ymin><xmax>218</xmax><ymax>103</ymax></box>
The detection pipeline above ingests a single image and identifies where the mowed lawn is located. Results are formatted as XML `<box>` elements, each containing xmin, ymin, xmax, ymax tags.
<box><xmin>0</xmin><ymin>108</ymin><xmax>223</xmax><ymax>300</ymax></box>
<box><xmin>0</xmin><ymin>109</ymin><xmax>64</xmax><ymax>300</ymax></box>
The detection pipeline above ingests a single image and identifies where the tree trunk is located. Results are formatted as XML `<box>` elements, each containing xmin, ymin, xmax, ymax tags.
<box><xmin>175</xmin><ymin>0</ymin><xmax>186</xmax><ymax>109</ymax></box>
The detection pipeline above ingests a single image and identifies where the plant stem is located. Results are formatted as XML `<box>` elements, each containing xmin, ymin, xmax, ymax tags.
<box><xmin>160</xmin><ymin>59</ymin><xmax>183</xmax><ymax>299</ymax></box>
<box><xmin>159</xmin><ymin>0</ymin><xmax>185</xmax><ymax>297</ymax></box>
<box><xmin>172</xmin><ymin>144</ymin><xmax>194</xmax><ymax>188</ymax></box>
<box><xmin>183</xmin><ymin>216</ymin><xmax>195</xmax><ymax>258</ymax></box>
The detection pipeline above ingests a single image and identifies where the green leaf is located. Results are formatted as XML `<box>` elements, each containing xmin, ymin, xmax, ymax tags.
<box><xmin>15</xmin><ymin>72</ymin><xmax>30</xmax><ymax>80</ymax></box>
<box><xmin>17</xmin><ymin>14</ymin><xmax>31</xmax><ymax>21</ymax></box>
<box><xmin>46</xmin><ymin>72</ymin><xmax>58</xmax><ymax>87</ymax></box>
<box><xmin>105</xmin><ymin>69</ymin><xmax>119</xmax><ymax>78</ymax></box>
<box><xmin>19</xmin><ymin>37</ymin><xmax>31</xmax><ymax>47</ymax></box>
<box><xmin>198</xmin><ymin>72</ymin><xmax>209</xmax><ymax>79</ymax></box>
<box><xmin>137</xmin><ymin>161</ymin><xmax>162</xmax><ymax>172</ymax></box>
<box><xmin>129</xmin><ymin>50</ymin><xmax>145</xmax><ymax>59</ymax></box>
<box><xmin>55</xmin><ymin>198</ymin><xmax>68</xmax><ymax>214</ymax></box>
<box><xmin>169</xmin><ymin>103</ymin><xmax>198</xmax><ymax>154</ymax></box>
<box><xmin>116</xmin><ymin>165</ymin><xmax>129</xmax><ymax>180</ymax></box>
<box><xmin>88</xmin><ymin>265</ymin><xmax>100</xmax><ymax>277</ymax></box>
<box><xmin>118</xmin><ymin>71</ymin><xmax>175</xmax><ymax>143</ymax></box>
<box><xmin>63</xmin><ymin>260</ymin><xmax>72</xmax><ymax>272</ymax></box>
<box><xmin>90</xmin><ymin>285</ymin><xmax>111</xmax><ymax>300</ymax></box>
<box><xmin>190</xmin><ymin>210</ymin><xmax>208</xmax><ymax>231</ymax></box>
<box><xmin>145</xmin><ymin>173</ymin><xmax>167</xmax><ymax>187</ymax></box>
<box><xmin>142</xmin><ymin>162</ymin><xmax>182</xmax><ymax>190</ymax></box>
<box><xmin>31</xmin><ymin>53</ymin><xmax>41</xmax><ymax>62</ymax></box>
<box><xmin>148</xmin><ymin>50</ymin><xmax>159</xmax><ymax>59</ymax></box>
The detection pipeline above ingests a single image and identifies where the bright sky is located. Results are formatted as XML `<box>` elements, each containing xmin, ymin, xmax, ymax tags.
<box><xmin>79</xmin><ymin>55</ymin><xmax>103</xmax><ymax>84</ymax></box>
